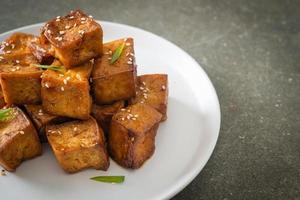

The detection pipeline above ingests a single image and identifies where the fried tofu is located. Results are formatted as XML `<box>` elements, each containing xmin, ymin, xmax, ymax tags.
<box><xmin>108</xmin><ymin>103</ymin><xmax>162</xmax><ymax>169</ymax></box>
<box><xmin>0</xmin><ymin>32</ymin><xmax>37</xmax><ymax>55</ymax></box>
<box><xmin>46</xmin><ymin>117</ymin><xmax>109</xmax><ymax>173</ymax></box>
<box><xmin>41</xmin><ymin>60</ymin><xmax>92</xmax><ymax>119</ymax></box>
<box><xmin>24</xmin><ymin>104</ymin><xmax>68</xmax><ymax>142</ymax></box>
<box><xmin>41</xmin><ymin>10</ymin><xmax>103</xmax><ymax>68</ymax></box>
<box><xmin>129</xmin><ymin>74</ymin><xmax>168</xmax><ymax>121</ymax></box>
<box><xmin>0</xmin><ymin>53</ymin><xmax>42</xmax><ymax>105</ymax></box>
<box><xmin>0</xmin><ymin>107</ymin><xmax>42</xmax><ymax>171</ymax></box>
<box><xmin>91</xmin><ymin>101</ymin><xmax>124</xmax><ymax>134</ymax></box>
<box><xmin>92</xmin><ymin>38</ymin><xmax>137</xmax><ymax>104</ymax></box>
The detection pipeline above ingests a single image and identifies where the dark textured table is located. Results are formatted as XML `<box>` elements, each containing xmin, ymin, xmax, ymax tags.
<box><xmin>1</xmin><ymin>0</ymin><xmax>299</xmax><ymax>199</ymax></box>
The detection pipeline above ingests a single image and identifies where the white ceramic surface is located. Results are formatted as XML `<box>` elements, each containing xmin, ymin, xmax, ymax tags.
<box><xmin>0</xmin><ymin>21</ymin><xmax>221</xmax><ymax>200</ymax></box>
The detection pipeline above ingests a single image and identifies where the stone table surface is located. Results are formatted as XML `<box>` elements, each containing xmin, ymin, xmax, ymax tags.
<box><xmin>0</xmin><ymin>0</ymin><xmax>299</xmax><ymax>199</ymax></box>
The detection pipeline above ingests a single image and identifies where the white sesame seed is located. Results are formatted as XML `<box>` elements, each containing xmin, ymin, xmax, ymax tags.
<box><xmin>121</xmin><ymin>108</ymin><xmax>126</xmax><ymax>111</ymax></box>
<box><xmin>131</xmin><ymin>137</ymin><xmax>135</xmax><ymax>141</ymax></box>
<box><xmin>76</xmin><ymin>74</ymin><xmax>82</xmax><ymax>80</ymax></box>
<box><xmin>81</xmin><ymin>21</ymin><xmax>86</xmax><ymax>24</ymax></box>
<box><xmin>88</xmin><ymin>15</ymin><xmax>93</xmax><ymax>18</ymax></box>
<box><xmin>45</xmin><ymin>83</ymin><xmax>49</xmax><ymax>88</ymax></box>
<box><xmin>134</xmin><ymin>114</ymin><xmax>139</xmax><ymax>117</ymax></box>
<box><xmin>130</xmin><ymin>53</ymin><xmax>134</xmax><ymax>56</ymax></box>
<box><xmin>162</xmin><ymin>85</ymin><xmax>166</xmax><ymax>90</ymax></box>
<box><xmin>59</xmin><ymin>74</ymin><xmax>64</xmax><ymax>77</ymax></box>
<box><xmin>11</xmin><ymin>68</ymin><xmax>16</xmax><ymax>72</ymax></box>
<box><xmin>121</xmin><ymin>117</ymin><xmax>125</xmax><ymax>121</ymax></box>
<box><xmin>127</xmin><ymin>61</ymin><xmax>133</xmax><ymax>64</ymax></box>
<box><xmin>127</xmin><ymin>109</ymin><xmax>131</xmax><ymax>113</ymax></box>
<box><xmin>56</xmin><ymin>18</ymin><xmax>61</xmax><ymax>22</ymax></box>
<box><xmin>109</xmin><ymin>50</ymin><xmax>112</xmax><ymax>54</ymax></box>
<box><xmin>139</xmin><ymin>86</ymin><xmax>144</xmax><ymax>90</ymax></box>
<box><xmin>129</xmin><ymin>57</ymin><xmax>133</xmax><ymax>61</ymax></box>
<box><xmin>56</xmin><ymin>16</ymin><xmax>61</xmax><ymax>19</ymax></box>
<box><xmin>69</xmin><ymin>16</ymin><xmax>74</xmax><ymax>19</ymax></box>
<box><xmin>89</xmin><ymin>78</ymin><xmax>93</xmax><ymax>83</ymax></box>
<box><xmin>55</xmin><ymin>36</ymin><xmax>62</xmax><ymax>41</ymax></box>
<box><xmin>74</xmin><ymin>127</ymin><xmax>78</xmax><ymax>131</ymax></box>
<box><xmin>126</xmin><ymin>52</ymin><xmax>130</xmax><ymax>56</ymax></box>
<box><xmin>123</xmin><ymin>38</ymin><xmax>127</xmax><ymax>42</ymax></box>
<box><xmin>80</xmin><ymin>17</ymin><xmax>86</xmax><ymax>21</ymax></box>
<box><xmin>66</xmin><ymin>76</ymin><xmax>71</xmax><ymax>81</ymax></box>
<box><xmin>78</xmin><ymin>30</ymin><xmax>85</xmax><ymax>36</ymax></box>
<box><xmin>6</xmin><ymin>50</ymin><xmax>11</xmax><ymax>54</ymax></box>
<box><xmin>39</xmin><ymin>109</ymin><xmax>43</xmax><ymax>113</ymax></box>
<box><xmin>63</xmin><ymin>79</ymin><xmax>67</xmax><ymax>85</ymax></box>
<box><xmin>65</xmin><ymin>25</ymin><xmax>70</xmax><ymax>29</ymax></box>
<box><xmin>38</xmin><ymin>112</ymin><xmax>43</xmax><ymax>116</ymax></box>
<box><xmin>47</xmin><ymin>30</ymin><xmax>51</xmax><ymax>34</ymax></box>
<box><xmin>108</xmin><ymin>57</ymin><xmax>112</xmax><ymax>60</ymax></box>
<box><xmin>61</xmin><ymin>86</ymin><xmax>64</xmax><ymax>91</ymax></box>
<box><xmin>59</xmin><ymin>30</ymin><xmax>65</xmax><ymax>35</ymax></box>
<box><xmin>125</xmin><ymin>42</ymin><xmax>131</xmax><ymax>46</ymax></box>
<box><xmin>15</xmin><ymin>60</ymin><xmax>20</xmax><ymax>64</ymax></box>
<box><xmin>16</xmin><ymin>66</ymin><xmax>20</xmax><ymax>70</ymax></box>
<box><xmin>132</xmin><ymin>117</ymin><xmax>137</xmax><ymax>120</ymax></box>
<box><xmin>73</xmin><ymin>23</ymin><xmax>77</xmax><ymax>27</ymax></box>
<box><xmin>142</xmin><ymin>82</ymin><xmax>146</xmax><ymax>86</ymax></box>
<box><xmin>127</xmin><ymin>115</ymin><xmax>131</xmax><ymax>120</ymax></box>
<box><xmin>128</xmin><ymin>114</ymin><xmax>133</xmax><ymax>117</ymax></box>
<box><xmin>11</xmin><ymin>44</ymin><xmax>15</xmax><ymax>49</ymax></box>
<box><xmin>19</xmin><ymin>131</ymin><xmax>24</xmax><ymax>135</ymax></box>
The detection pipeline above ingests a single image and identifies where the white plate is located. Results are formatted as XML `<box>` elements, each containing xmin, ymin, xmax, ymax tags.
<box><xmin>0</xmin><ymin>21</ymin><xmax>220</xmax><ymax>200</ymax></box>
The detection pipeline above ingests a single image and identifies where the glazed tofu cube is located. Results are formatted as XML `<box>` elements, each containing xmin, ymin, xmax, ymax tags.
<box><xmin>46</xmin><ymin>117</ymin><xmax>109</xmax><ymax>173</ymax></box>
<box><xmin>0</xmin><ymin>32</ymin><xmax>37</xmax><ymax>55</ymax></box>
<box><xmin>24</xmin><ymin>104</ymin><xmax>68</xmax><ymax>142</ymax></box>
<box><xmin>92</xmin><ymin>38</ymin><xmax>136</xmax><ymax>104</ymax></box>
<box><xmin>0</xmin><ymin>53</ymin><xmax>42</xmax><ymax>105</ymax></box>
<box><xmin>41</xmin><ymin>10</ymin><xmax>103</xmax><ymax>68</ymax></box>
<box><xmin>41</xmin><ymin>60</ymin><xmax>93</xmax><ymax>119</ymax></box>
<box><xmin>129</xmin><ymin>74</ymin><xmax>168</xmax><ymax>121</ymax></box>
<box><xmin>0</xmin><ymin>107</ymin><xmax>42</xmax><ymax>171</ymax></box>
<box><xmin>91</xmin><ymin>101</ymin><xmax>124</xmax><ymax>134</ymax></box>
<box><xmin>108</xmin><ymin>103</ymin><xmax>162</xmax><ymax>169</ymax></box>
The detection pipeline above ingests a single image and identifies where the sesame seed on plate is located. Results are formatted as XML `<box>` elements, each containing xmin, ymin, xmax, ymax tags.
<box><xmin>125</xmin><ymin>52</ymin><xmax>130</xmax><ymax>56</ymax></box>
<box><xmin>69</xmin><ymin>16</ymin><xmax>75</xmax><ymax>19</ymax></box>
<box><xmin>55</xmin><ymin>36</ymin><xmax>63</xmax><ymax>41</ymax></box>
<box><xmin>11</xmin><ymin>44</ymin><xmax>15</xmax><ymax>49</ymax></box>
<box><xmin>56</xmin><ymin>16</ymin><xmax>61</xmax><ymax>19</ymax></box>
<box><xmin>56</xmin><ymin>18</ymin><xmax>61</xmax><ymax>22</ymax></box>
<box><xmin>15</xmin><ymin>60</ymin><xmax>20</xmax><ymax>64</ymax></box>
<box><xmin>38</xmin><ymin>112</ymin><xmax>43</xmax><ymax>116</ymax></box>
<box><xmin>130</xmin><ymin>53</ymin><xmax>134</xmax><ymax>56</ymax></box>
<box><xmin>59</xmin><ymin>30</ymin><xmax>65</xmax><ymax>35</ymax></box>
<box><xmin>63</xmin><ymin>79</ymin><xmax>68</xmax><ymax>85</ymax></box>
<box><xmin>47</xmin><ymin>30</ymin><xmax>51</xmax><ymax>34</ymax></box>
<box><xmin>127</xmin><ymin>61</ymin><xmax>132</xmax><ymax>64</ymax></box>
<box><xmin>131</xmin><ymin>137</ymin><xmax>135</xmax><ymax>141</ymax></box>
<box><xmin>162</xmin><ymin>85</ymin><xmax>166</xmax><ymax>90</ymax></box>
<box><xmin>121</xmin><ymin>108</ymin><xmax>126</xmax><ymax>111</ymax></box>
<box><xmin>142</xmin><ymin>82</ymin><xmax>146</xmax><ymax>86</ymax></box>
<box><xmin>125</xmin><ymin>42</ymin><xmax>131</xmax><ymax>46</ymax></box>
<box><xmin>19</xmin><ymin>131</ymin><xmax>25</xmax><ymax>135</ymax></box>
<box><xmin>59</xmin><ymin>74</ymin><xmax>64</xmax><ymax>77</ymax></box>
<box><xmin>80</xmin><ymin>17</ymin><xmax>86</xmax><ymax>21</ymax></box>
<box><xmin>89</xmin><ymin>78</ymin><xmax>93</xmax><ymax>83</ymax></box>
<box><xmin>132</xmin><ymin>117</ymin><xmax>137</xmax><ymax>120</ymax></box>
<box><xmin>6</xmin><ymin>50</ymin><xmax>11</xmax><ymax>54</ymax></box>
<box><xmin>134</xmin><ymin>114</ymin><xmax>139</xmax><ymax>117</ymax></box>
<box><xmin>65</xmin><ymin>25</ymin><xmax>71</xmax><ymax>29</ymax></box>
<box><xmin>61</xmin><ymin>86</ymin><xmax>64</xmax><ymax>91</ymax></box>
<box><xmin>127</xmin><ymin>115</ymin><xmax>131</xmax><ymax>120</ymax></box>
<box><xmin>127</xmin><ymin>109</ymin><xmax>131</xmax><ymax>113</ymax></box>
<box><xmin>66</xmin><ymin>76</ymin><xmax>71</xmax><ymax>81</ymax></box>
<box><xmin>88</xmin><ymin>15</ymin><xmax>93</xmax><ymax>18</ymax></box>
<box><xmin>74</xmin><ymin>127</ymin><xmax>78</xmax><ymax>131</ymax></box>
<box><xmin>45</xmin><ymin>83</ymin><xmax>49</xmax><ymax>88</ymax></box>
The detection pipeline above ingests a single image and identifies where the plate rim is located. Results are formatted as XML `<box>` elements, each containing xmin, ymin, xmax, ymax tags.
<box><xmin>0</xmin><ymin>21</ymin><xmax>221</xmax><ymax>200</ymax></box>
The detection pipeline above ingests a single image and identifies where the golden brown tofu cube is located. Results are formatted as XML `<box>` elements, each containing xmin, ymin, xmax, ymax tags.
<box><xmin>24</xmin><ymin>104</ymin><xmax>68</xmax><ymax>142</ymax></box>
<box><xmin>41</xmin><ymin>60</ymin><xmax>92</xmax><ymax>119</ymax></box>
<box><xmin>46</xmin><ymin>117</ymin><xmax>109</xmax><ymax>173</ymax></box>
<box><xmin>129</xmin><ymin>74</ymin><xmax>168</xmax><ymax>121</ymax></box>
<box><xmin>91</xmin><ymin>101</ymin><xmax>125</xmax><ymax>134</ymax></box>
<box><xmin>109</xmin><ymin>103</ymin><xmax>162</xmax><ymax>169</ymax></box>
<box><xmin>0</xmin><ymin>53</ymin><xmax>42</xmax><ymax>105</ymax></box>
<box><xmin>41</xmin><ymin>10</ymin><xmax>103</xmax><ymax>68</ymax></box>
<box><xmin>0</xmin><ymin>32</ymin><xmax>37</xmax><ymax>55</ymax></box>
<box><xmin>92</xmin><ymin>38</ymin><xmax>137</xmax><ymax>104</ymax></box>
<box><xmin>0</xmin><ymin>107</ymin><xmax>42</xmax><ymax>171</ymax></box>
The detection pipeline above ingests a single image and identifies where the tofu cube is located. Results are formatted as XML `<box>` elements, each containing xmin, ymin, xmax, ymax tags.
<box><xmin>41</xmin><ymin>10</ymin><xmax>103</xmax><ymax>68</ymax></box>
<box><xmin>0</xmin><ymin>32</ymin><xmax>37</xmax><ymax>55</ymax></box>
<box><xmin>46</xmin><ymin>117</ymin><xmax>109</xmax><ymax>173</ymax></box>
<box><xmin>0</xmin><ymin>107</ymin><xmax>42</xmax><ymax>171</ymax></box>
<box><xmin>91</xmin><ymin>101</ymin><xmax>124</xmax><ymax>134</ymax></box>
<box><xmin>108</xmin><ymin>103</ymin><xmax>162</xmax><ymax>169</ymax></box>
<box><xmin>129</xmin><ymin>74</ymin><xmax>168</xmax><ymax>121</ymax></box>
<box><xmin>41</xmin><ymin>60</ymin><xmax>93</xmax><ymax>119</ymax></box>
<box><xmin>92</xmin><ymin>38</ymin><xmax>137</xmax><ymax>104</ymax></box>
<box><xmin>0</xmin><ymin>53</ymin><xmax>42</xmax><ymax>105</ymax></box>
<box><xmin>24</xmin><ymin>104</ymin><xmax>68</xmax><ymax>142</ymax></box>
